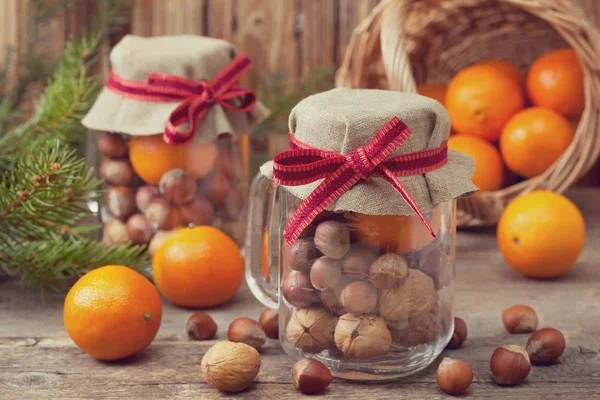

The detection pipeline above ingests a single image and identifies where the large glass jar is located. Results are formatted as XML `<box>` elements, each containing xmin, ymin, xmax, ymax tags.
<box><xmin>246</xmin><ymin>173</ymin><xmax>457</xmax><ymax>380</ymax></box>
<box><xmin>98</xmin><ymin>132</ymin><xmax>248</xmax><ymax>249</ymax></box>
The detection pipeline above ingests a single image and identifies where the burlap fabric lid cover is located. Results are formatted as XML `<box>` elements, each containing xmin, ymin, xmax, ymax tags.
<box><xmin>82</xmin><ymin>35</ymin><xmax>269</xmax><ymax>142</ymax></box>
<box><xmin>260</xmin><ymin>88</ymin><xmax>477</xmax><ymax>216</ymax></box>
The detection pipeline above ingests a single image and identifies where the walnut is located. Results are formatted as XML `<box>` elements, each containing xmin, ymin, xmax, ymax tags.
<box><xmin>334</xmin><ymin>314</ymin><xmax>392</xmax><ymax>359</ymax></box>
<box><xmin>201</xmin><ymin>341</ymin><xmax>261</xmax><ymax>393</ymax></box>
<box><xmin>379</xmin><ymin>269</ymin><xmax>437</xmax><ymax>321</ymax></box>
<box><xmin>387</xmin><ymin>306</ymin><xmax>439</xmax><ymax>349</ymax></box>
<box><xmin>286</xmin><ymin>307</ymin><xmax>335</xmax><ymax>353</ymax></box>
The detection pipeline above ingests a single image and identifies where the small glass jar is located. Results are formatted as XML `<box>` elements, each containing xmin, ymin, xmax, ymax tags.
<box><xmin>98</xmin><ymin>132</ymin><xmax>248</xmax><ymax>248</ymax></box>
<box><xmin>246</xmin><ymin>172</ymin><xmax>457</xmax><ymax>380</ymax></box>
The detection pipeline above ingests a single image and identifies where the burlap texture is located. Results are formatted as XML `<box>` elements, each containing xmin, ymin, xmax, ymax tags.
<box><xmin>82</xmin><ymin>35</ymin><xmax>269</xmax><ymax>142</ymax></box>
<box><xmin>260</xmin><ymin>88</ymin><xmax>477</xmax><ymax>216</ymax></box>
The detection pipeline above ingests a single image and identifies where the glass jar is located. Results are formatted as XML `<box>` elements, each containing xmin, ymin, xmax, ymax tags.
<box><xmin>99</xmin><ymin>132</ymin><xmax>248</xmax><ymax>248</ymax></box>
<box><xmin>246</xmin><ymin>172</ymin><xmax>457</xmax><ymax>380</ymax></box>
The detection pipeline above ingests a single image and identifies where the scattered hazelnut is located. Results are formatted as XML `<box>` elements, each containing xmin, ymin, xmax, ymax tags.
<box><xmin>526</xmin><ymin>328</ymin><xmax>566</xmax><ymax>364</ymax></box>
<box><xmin>490</xmin><ymin>344</ymin><xmax>531</xmax><ymax>386</ymax></box>
<box><xmin>340</xmin><ymin>281</ymin><xmax>378</xmax><ymax>315</ymax></box>
<box><xmin>144</xmin><ymin>198</ymin><xmax>184</xmax><ymax>230</ymax></box>
<box><xmin>282</xmin><ymin>271</ymin><xmax>319</xmax><ymax>308</ymax></box>
<box><xmin>126</xmin><ymin>213</ymin><xmax>153</xmax><ymax>244</ymax></box>
<box><xmin>437</xmin><ymin>357</ymin><xmax>473</xmax><ymax>395</ymax></box>
<box><xmin>202</xmin><ymin>173</ymin><xmax>230</xmax><ymax>204</ymax></box>
<box><xmin>258</xmin><ymin>308</ymin><xmax>279</xmax><ymax>339</ymax></box>
<box><xmin>105</xmin><ymin>186</ymin><xmax>136</xmax><ymax>220</ymax></box>
<box><xmin>135</xmin><ymin>185</ymin><xmax>160</xmax><ymax>212</ymax></box>
<box><xmin>286</xmin><ymin>307</ymin><xmax>335</xmax><ymax>353</ymax></box>
<box><xmin>369</xmin><ymin>253</ymin><xmax>409</xmax><ymax>289</ymax></box>
<box><xmin>99</xmin><ymin>159</ymin><xmax>134</xmax><ymax>186</ymax></box>
<box><xmin>102</xmin><ymin>218</ymin><xmax>130</xmax><ymax>245</ymax></box>
<box><xmin>379</xmin><ymin>269</ymin><xmax>437</xmax><ymax>321</ymax></box>
<box><xmin>446</xmin><ymin>317</ymin><xmax>468</xmax><ymax>349</ymax></box>
<box><xmin>228</xmin><ymin>317</ymin><xmax>267</xmax><ymax>350</ymax></box>
<box><xmin>314</xmin><ymin>220</ymin><xmax>350</xmax><ymax>259</ymax></box>
<box><xmin>317</xmin><ymin>287</ymin><xmax>346</xmax><ymax>316</ymax></box>
<box><xmin>201</xmin><ymin>341</ymin><xmax>261</xmax><ymax>393</ymax></box>
<box><xmin>287</xmin><ymin>238</ymin><xmax>319</xmax><ymax>273</ymax></box>
<box><xmin>334</xmin><ymin>314</ymin><xmax>391</xmax><ymax>359</ymax></box>
<box><xmin>503</xmin><ymin>304</ymin><xmax>538</xmax><ymax>334</ymax></box>
<box><xmin>310</xmin><ymin>257</ymin><xmax>342</xmax><ymax>291</ymax></box>
<box><xmin>148</xmin><ymin>229</ymin><xmax>178</xmax><ymax>256</ymax></box>
<box><xmin>186</xmin><ymin>312</ymin><xmax>217</xmax><ymax>340</ymax></box>
<box><xmin>159</xmin><ymin>169</ymin><xmax>197</xmax><ymax>205</ymax></box>
<box><xmin>98</xmin><ymin>132</ymin><xmax>127</xmax><ymax>158</ymax></box>
<box><xmin>179</xmin><ymin>195</ymin><xmax>215</xmax><ymax>226</ymax></box>
<box><xmin>342</xmin><ymin>245</ymin><xmax>378</xmax><ymax>279</ymax></box>
<box><xmin>291</xmin><ymin>359</ymin><xmax>333</xmax><ymax>395</ymax></box>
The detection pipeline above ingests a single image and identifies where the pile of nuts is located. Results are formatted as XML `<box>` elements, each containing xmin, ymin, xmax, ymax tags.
<box><xmin>99</xmin><ymin>132</ymin><xmax>247</xmax><ymax>250</ymax></box>
<box><xmin>281</xmin><ymin>210</ymin><xmax>452</xmax><ymax>360</ymax></box>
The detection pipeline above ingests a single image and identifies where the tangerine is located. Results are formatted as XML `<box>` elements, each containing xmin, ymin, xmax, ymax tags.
<box><xmin>448</xmin><ymin>134</ymin><xmax>504</xmax><ymax>192</ymax></box>
<box><xmin>417</xmin><ymin>83</ymin><xmax>448</xmax><ymax>107</ymax></box>
<box><xmin>500</xmin><ymin>107</ymin><xmax>574</xmax><ymax>178</ymax></box>
<box><xmin>63</xmin><ymin>265</ymin><xmax>162</xmax><ymax>361</ymax></box>
<box><xmin>478</xmin><ymin>59</ymin><xmax>525</xmax><ymax>93</ymax></box>
<box><xmin>446</xmin><ymin>64</ymin><xmax>524</xmax><ymax>141</ymax></box>
<box><xmin>152</xmin><ymin>226</ymin><xmax>244</xmax><ymax>308</ymax></box>
<box><xmin>527</xmin><ymin>49</ymin><xmax>584</xmax><ymax>119</ymax></box>
<box><xmin>497</xmin><ymin>191</ymin><xmax>585</xmax><ymax>278</ymax></box>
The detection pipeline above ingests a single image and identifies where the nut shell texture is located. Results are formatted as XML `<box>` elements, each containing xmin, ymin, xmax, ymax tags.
<box><xmin>526</xmin><ymin>327</ymin><xmax>566</xmax><ymax>364</ymax></box>
<box><xmin>490</xmin><ymin>345</ymin><xmax>531</xmax><ymax>386</ymax></box>
<box><xmin>334</xmin><ymin>314</ymin><xmax>391</xmax><ymax>359</ymax></box>
<box><xmin>503</xmin><ymin>304</ymin><xmax>538</xmax><ymax>333</ymax></box>
<box><xmin>286</xmin><ymin>307</ymin><xmax>335</xmax><ymax>353</ymax></box>
<box><xmin>437</xmin><ymin>357</ymin><xmax>473</xmax><ymax>395</ymax></box>
<box><xmin>291</xmin><ymin>359</ymin><xmax>333</xmax><ymax>394</ymax></box>
<box><xmin>201</xmin><ymin>341</ymin><xmax>261</xmax><ymax>393</ymax></box>
<box><xmin>379</xmin><ymin>269</ymin><xmax>437</xmax><ymax>320</ymax></box>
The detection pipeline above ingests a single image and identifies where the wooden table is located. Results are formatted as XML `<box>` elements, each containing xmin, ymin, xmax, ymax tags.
<box><xmin>1</xmin><ymin>188</ymin><xmax>599</xmax><ymax>399</ymax></box>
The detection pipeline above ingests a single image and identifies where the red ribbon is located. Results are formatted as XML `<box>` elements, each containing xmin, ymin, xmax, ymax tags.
<box><xmin>105</xmin><ymin>54</ymin><xmax>257</xmax><ymax>146</ymax></box>
<box><xmin>273</xmin><ymin>117</ymin><xmax>448</xmax><ymax>245</ymax></box>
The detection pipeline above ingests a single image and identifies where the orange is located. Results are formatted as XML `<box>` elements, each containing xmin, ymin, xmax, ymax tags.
<box><xmin>527</xmin><ymin>49</ymin><xmax>584</xmax><ymax>119</ymax></box>
<box><xmin>152</xmin><ymin>226</ymin><xmax>244</xmax><ymax>308</ymax></box>
<box><xmin>500</xmin><ymin>107</ymin><xmax>574</xmax><ymax>178</ymax></box>
<box><xmin>417</xmin><ymin>83</ymin><xmax>448</xmax><ymax>107</ymax></box>
<box><xmin>63</xmin><ymin>265</ymin><xmax>162</xmax><ymax>361</ymax></box>
<box><xmin>448</xmin><ymin>134</ymin><xmax>504</xmax><ymax>192</ymax></box>
<box><xmin>497</xmin><ymin>191</ymin><xmax>585</xmax><ymax>278</ymax></box>
<box><xmin>130</xmin><ymin>135</ymin><xmax>218</xmax><ymax>185</ymax></box>
<box><xmin>446</xmin><ymin>64</ymin><xmax>524</xmax><ymax>141</ymax></box>
<box><xmin>478</xmin><ymin>59</ymin><xmax>525</xmax><ymax>93</ymax></box>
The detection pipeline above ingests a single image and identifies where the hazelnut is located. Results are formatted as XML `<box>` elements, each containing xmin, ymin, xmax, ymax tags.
<box><xmin>310</xmin><ymin>257</ymin><xmax>342</xmax><ymax>291</ymax></box>
<box><xmin>102</xmin><ymin>218</ymin><xmax>130</xmax><ymax>245</ymax></box>
<box><xmin>135</xmin><ymin>185</ymin><xmax>160</xmax><ymax>212</ymax></box>
<box><xmin>379</xmin><ymin>269</ymin><xmax>437</xmax><ymax>321</ymax></box>
<box><xmin>258</xmin><ymin>308</ymin><xmax>279</xmax><ymax>339</ymax></box>
<box><xmin>99</xmin><ymin>159</ymin><xmax>134</xmax><ymax>186</ymax></box>
<box><xmin>179</xmin><ymin>195</ymin><xmax>215</xmax><ymax>226</ymax></box>
<box><xmin>288</xmin><ymin>239</ymin><xmax>319</xmax><ymax>273</ymax></box>
<box><xmin>202</xmin><ymin>173</ymin><xmax>230</xmax><ymax>204</ymax></box>
<box><xmin>291</xmin><ymin>359</ymin><xmax>333</xmax><ymax>395</ymax></box>
<box><xmin>437</xmin><ymin>357</ymin><xmax>473</xmax><ymax>395</ymax></box>
<box><xmin>334</xmin><ymin>314</ymin><xmax>391</xmax><ymax>359</ymax></box>
<box><xmin>282</xmin><ymin>271</ymin><xmax>319</xmax><ymax>308</ymax></box>
<box><xmin>314</xmin><ymin>220</ymin><xmax>350</xmax><ymax>259</ymax></box>
<box><xmin>340</xmin><ymin>281</ymin><xmax>378</xmax><ymax>315</ymax></box>
<box><xmin>201</xmin><ymin>341</ymin><xmax>261</xmax><ymax>393</ymax></box>
<box><xmin>526</xmin><ymin>328</ymin><xmax>566</xmax><ymax>364</ymax></box>
<box><xmin>490</xmin><ymin>345</ymin><xmax>531</xmax><ymax>386</ymax></box>
<box><xmin>286</xmin><ymin>307</ymin><xmax>335</xmax><ymax>353</ymax></box>
<box><xmin>342</xmin><ymin>245</ymin><xmax>378</xmax><ymax>279</ymax></box>
<box><xmin>126</xmin><ymin>213</ymin><xmax>153</xmax><ymax>244</ymax></box>
<box><xmin>228</xmin><ymin>317</ymin><xmax>267</xmax><ymax>350</ymax></box>
<box><xmin>98</xmin><ymin>132</ymin><xmax>127</xmax><ymax>158</ymax></box>
<box><xmin>186</xmin><ymin>312</ymin><xmax>217</xmax><ymax>340</ymax></box>
<box><xmin>317</xmin><ymin>287</ymin><xmax>346</xmax><ymax>316</ymax></box>
<box><xmin>148</xmin><ymin>229</ymin><xmax>178</xmax><ymax>256</ymax></box>
<box><xmin>159</xmin><ymin>169</ymin><xmax>197</xmax><ymax>205</ymax></box>
<box><xmin>387</xmin><ymin>306</ymin><xmax>438</xmax><ymax>348</ymax></box>
<box><xmin>105</xmin><ymin>186</ymin><xmax>136</xmax><ymax>220</ymax></box>
<box><xmin>144</xmin><ymin>198</ymin><xmax>184</xmax><ymax>230</ymax></box>
<box><xmin>503</xmin><ymin>304</ymin><xmax>538</xmax><ymax>333</ymax></box>
<box><xmin>446</xmin><ymin>317</ymin><xmax>468</xmax><ymax>349</ymax></box>
<box><xmin>369</xmin><ymin>253</ymin><xmax>409</xmax><ymax>289</ymax></box>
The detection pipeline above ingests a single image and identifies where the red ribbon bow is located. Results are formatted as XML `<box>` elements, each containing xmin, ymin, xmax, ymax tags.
<box><xmin>105</xmin><ymin>54</ymin><xmax>256</xmax><ymax>145</ymax></box>
<box><xmin>273</xmin><ymin>117</ymin><xmax>448</xmax><ymax>245</ymax></box>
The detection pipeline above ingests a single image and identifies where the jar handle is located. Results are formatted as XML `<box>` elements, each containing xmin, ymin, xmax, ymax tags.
<box><xmin>244</xmin><ymin>172</ymin><xmax>279</xmax><ymax>309</ymax></box>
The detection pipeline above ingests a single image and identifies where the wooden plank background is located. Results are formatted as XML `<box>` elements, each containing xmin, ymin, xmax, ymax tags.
<box><xmin>1</xmin><ymin>0</ymin><xmax>599</xmax><ymax>183</ymax></box>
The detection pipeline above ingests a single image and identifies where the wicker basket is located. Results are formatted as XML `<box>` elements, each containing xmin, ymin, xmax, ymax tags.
<box><xmin>337</xmin><ymin>0</ymin><xmax>600</xmax><ymax>227</ymax></box>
